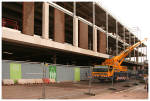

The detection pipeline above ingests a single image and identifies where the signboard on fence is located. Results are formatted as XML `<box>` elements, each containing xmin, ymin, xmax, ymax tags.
<box><xmin>74</xmin><ymin>68</ymin><xmax>80</xmax><ymax>81</ymax></box>
<box><xmin>49</xmin><ymin>66</ymin><xmax>56</xmax><ymax>82</ymax></box>
<box><xmin>10</xmin><ymin>63</ymin><xmax>22</xmax><ymax>83</ymax></box>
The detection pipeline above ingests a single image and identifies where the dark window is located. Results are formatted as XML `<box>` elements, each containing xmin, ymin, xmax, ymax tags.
<box><xmin>49</xmin><ymin>5</ymin><xmax>54</xmax><ymax>39</ymax></box>
<box><xmin>93</xmin><ymin>68</ymin><xmax>108</xmax><ymax>72</ymax></box>
<box><xmin>55</xmin><ymin>2</ymin><xmax>73</xmax><ymax>13</ymax></box>
<box><xmin>76</xmin><ymin>2</ymin><xmax>93</xmax><ymax>23</ymax></box>
<box><xmin>109</xmin><ymin>66</ymin><xmax>113</xmax><ymax>72</ymax></box>
<box><xmin>65</xmin><ymin>14</ymin><xmax>73</xmax><ymax>44</ymax></box>
<box><xmin>34</xmin><ymin>2</ymin><xmax>42</xmax><ymax>36</ymax></box>
<box><xmin>2</xmin><ymin>2</ymin><xmax>23</xmax><ymax>31</ymax></box>
<box><xmin>88</xmin><ymin>25</ymin><xmax>93</xmax><ymax>50</ymax></box>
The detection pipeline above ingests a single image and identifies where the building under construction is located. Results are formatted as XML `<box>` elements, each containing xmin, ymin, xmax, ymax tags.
<box><xmin>2</xmin><ymin>2</ymin><xmax>148</xmax><ymax>83</ymax></box>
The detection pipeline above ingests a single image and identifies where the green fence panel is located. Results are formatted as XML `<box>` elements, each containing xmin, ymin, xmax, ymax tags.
<box><xmin>74</xmin><ymin>68</ymin><xmax>80</xmax><ymax>81</ymax></box>
<box><xmin>49</xmin><ymin>66</ymin><xmax>56</xmax><ymax>81</ymax></box>
<box><xmin>10</xmin><ymin>63</ymin><xmax>22</xmax><ymax>83</ymax></box>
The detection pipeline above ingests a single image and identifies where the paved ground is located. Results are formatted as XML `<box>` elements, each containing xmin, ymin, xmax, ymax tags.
<box><xmin>2</xmin><ymin>80</ymin><xmax>148</xmax><ymax>99</ymax></box>
<box><xmin>84</xmin><ymin>84</ymin><xmax>148</xmax><ymax>99</ymax></box>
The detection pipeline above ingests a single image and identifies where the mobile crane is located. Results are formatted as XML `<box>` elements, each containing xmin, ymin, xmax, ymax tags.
<box><xmin>92</xmin><ymin>38</ymin><xmax>147</xmax><ymax>81</ymax></box>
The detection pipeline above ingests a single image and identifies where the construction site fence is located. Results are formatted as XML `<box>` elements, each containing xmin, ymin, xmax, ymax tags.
<box><xmin>2</xmin><ymin>60</ymin><xmax>92</xmax><ymax>85</ymax></box>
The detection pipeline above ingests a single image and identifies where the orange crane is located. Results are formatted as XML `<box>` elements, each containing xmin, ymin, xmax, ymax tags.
<box><xmin>92</xmin><ymin>38</ymin><xmax>147</xmax><ymax>81</ymax></box>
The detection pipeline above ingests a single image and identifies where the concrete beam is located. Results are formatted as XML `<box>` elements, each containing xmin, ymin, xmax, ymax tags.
<box><xmin>93</xmin><ymin>26</ymin><xmax>97</xmax><ymax>52</ymax></box>
<box><xmin>54</xmin><ymin>8</ymin><xmax>65</xmax><ymax>43</ymax></box>
<box><xmin>22</xmin><ymin>2</ymin><xmax>34</xmax><ymax>36</ymax></box>
<box><xmin>73</xmin><ymin>16</ymin><xmax>78</xmax><ymax>47</ymax></box>
<box><xmin>42</xmin><ymin>2</ymin><xmax>49</xmax><ymax>39</ymax></box>
<box><xmin>2</xmin><ymin>27</ymin><xmax>109</xmax><ymax>59</ymax></box>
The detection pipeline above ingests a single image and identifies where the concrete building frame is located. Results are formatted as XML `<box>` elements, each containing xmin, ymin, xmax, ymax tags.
<box><xmin>2</xmin><ymin>2</ymin><xmax>147</xmax><ymax>67</ymax></box>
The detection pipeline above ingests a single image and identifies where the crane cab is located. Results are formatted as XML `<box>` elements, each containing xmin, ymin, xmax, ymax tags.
<box><xmin>92</xmin><ymin>65</ymin><xmax>128</xmax><ymax>81</ymax></box>
<box><xmin>92</xmin><ymin>65</ymin><xmax>113</xmax><ymax>81</ymax></box>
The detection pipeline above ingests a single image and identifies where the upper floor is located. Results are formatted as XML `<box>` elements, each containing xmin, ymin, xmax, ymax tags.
<box><xmin>2</xmin><ymin>2</ymin><xmax>147</xmax><ymax>64</ymax></box>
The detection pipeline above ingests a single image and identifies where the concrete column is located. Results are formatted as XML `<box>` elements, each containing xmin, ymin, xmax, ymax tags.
<box><xmin>23</xmin><ymin>2</ymin><xmax>34</xmax><ymax>36</ymax></box>
<box><xmin>73</xmin><ymin>16</ymin><xmax>78</xmax><ymax>47</ymax></box>
<box><xmin>99</xmin><ymin>31</ymin><xmax>106</xmax><ymax>54</ymax></box>
<box><xmin>42</xmin><ymin>2</ymin><xmax>49</xmax><ymax>39</ymax></box>
<box><xmin>54</xmin><ymin>8</ymin><xmax>65</xmax><ymax>43</ymax></box>
<box><xmin>93</xmin><ymin>26</ymin><xmax>97</xmax><ymax>52</ymax></box>
<box><xmin>79</xmin><ymin>21</ymin><xmax>88</xmax><ymax>49</ymax></box>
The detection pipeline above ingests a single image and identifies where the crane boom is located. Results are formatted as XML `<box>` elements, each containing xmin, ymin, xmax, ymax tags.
<box><xmin>92</xmin><ymin>38</ymin><xmax>147</xmax><ymax>81</ymax></box>
<box><xmin>102</xmin><ymin>38</ymin><xmax>147</xmax><ymax>66</ymax></box>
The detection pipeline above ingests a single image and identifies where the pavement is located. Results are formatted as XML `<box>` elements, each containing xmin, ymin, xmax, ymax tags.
<box><xmin>2</xmin><ymin>80</ymin><xmax>148</xmax><ymax>99</ymax></box>
<box><xmin>84</xmin><ymin>84</ymin><xmax>148</xmax><ymax>99</ymax></box>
